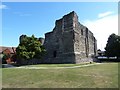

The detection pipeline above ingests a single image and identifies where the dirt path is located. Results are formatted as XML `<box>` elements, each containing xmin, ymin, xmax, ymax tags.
<box><xmin>15</xmin><ymin>63</ymin><xmax>103</xmax><ymax>69</ymax></box>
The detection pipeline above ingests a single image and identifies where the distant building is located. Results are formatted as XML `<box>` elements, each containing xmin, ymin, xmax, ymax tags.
<box><xmin>0</xmin><ymin>46</ymin><xmax>16</xmax><ymax>64</ymax></box>
<box><xmin>97</xmin><ymin>49</ymin><xmax>105</xmax><ymax>56</ymax></box>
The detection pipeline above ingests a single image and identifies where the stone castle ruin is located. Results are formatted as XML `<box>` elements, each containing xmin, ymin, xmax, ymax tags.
<box><xmin>42</xmin><ymin>11</ymin><xmax>97</xmax><ymax>63</ymax></box>
<box><xmin>20</xmin><ymin>11</ymin><xmax>97</xmax><ymax>64</ymax></box>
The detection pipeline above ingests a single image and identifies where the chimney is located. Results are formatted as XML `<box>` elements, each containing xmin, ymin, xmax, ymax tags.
<box><xmin>12</xmin><ymin>47</ymin><xmax>16</xmax><ymax>54</ymax></box>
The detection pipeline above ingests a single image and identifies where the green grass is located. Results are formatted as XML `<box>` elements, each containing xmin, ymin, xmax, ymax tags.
<box><xmin>2</xmin><ymin>63</ymin><xmax>118</xmax><ymax>88</ymax></box>
<box><xmin>0</xmin><ymin>68</ymin><xmax>2</xmax><ymax>89</ymax></box>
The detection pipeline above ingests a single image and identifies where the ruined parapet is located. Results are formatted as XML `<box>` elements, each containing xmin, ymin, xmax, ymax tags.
<box><xmin>19</xmin><ymin>35</ymin><xmax>27</xmax><ymax>43</ymax></box>
<box><xmin>38</xmin><ymin>37</ymin><xmax>45</xmax><ymax>45</ymax></box>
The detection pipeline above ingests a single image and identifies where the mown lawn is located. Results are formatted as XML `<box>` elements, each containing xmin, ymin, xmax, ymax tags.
<box><xmin>2</xmin><ymin>63</ymin><xmax>118</xmax><ymax>88</ymax></box>
<box><xmin>0</xmin><ymin>68</ymin><xmax>2</xmax><ymax>89</ymax></box>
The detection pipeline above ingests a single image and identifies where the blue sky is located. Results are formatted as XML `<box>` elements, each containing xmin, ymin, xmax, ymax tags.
<box><xmin>2</xmin><ymin>2</ymin><xmax>118</xmax><ymax>50</ymax></box>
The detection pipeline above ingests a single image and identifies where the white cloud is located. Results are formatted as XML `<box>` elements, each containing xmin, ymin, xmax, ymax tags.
<box><xmin>83</xmin><ymin>14</ymin><xmax>118</xmax><ymax>51</ymax></box>
<box><xmin>0</xmin><ymin>4</ymin><xmax>8</xmax><ymax>9</ymax></box>
<box><xmin>98</xmin><ymin>11</ymin><xmax>114</xmax><ymax>18</ymax></box>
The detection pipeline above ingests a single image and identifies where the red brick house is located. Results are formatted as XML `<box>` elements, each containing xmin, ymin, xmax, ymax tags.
<box><xmin>0</xmin><ymin>46</ymin><xmax>16</xmax><ymax>64</ymax></box>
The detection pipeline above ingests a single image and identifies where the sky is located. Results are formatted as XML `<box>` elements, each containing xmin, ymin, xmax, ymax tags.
<box><xmin>1</xmin><ymin>2</ymin><xmax>118</xmax><ymax>50</ymax></box>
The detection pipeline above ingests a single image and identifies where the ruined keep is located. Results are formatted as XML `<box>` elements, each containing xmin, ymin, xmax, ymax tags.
<box><xmin>42</xmin><ymin>11</ymin><xmax>97</xmax><ymax>64</ymax></box>
<box><xmin>19</xmin><ymin>11</ymin><xmax>97</xmax><ymax>64</ymax></box>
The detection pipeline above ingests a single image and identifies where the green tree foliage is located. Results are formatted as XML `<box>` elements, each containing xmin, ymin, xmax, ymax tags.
<box><xmin>105</xmin><ymin>33</ymin><xmax>120</xmax><ymax>58</ymax></box>
<box><xmin>2</xmin><ymin>54</ymin><xmax>10</xmax><ymax>64</ymax></box>
<box><xmin>16</xmin><ymin>35</ymin><xmax>46</xmax><ymax>60</ymax></box>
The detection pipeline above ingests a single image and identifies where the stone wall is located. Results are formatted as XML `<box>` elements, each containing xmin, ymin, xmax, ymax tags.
<box><xmin>38</xmin><ymin>37</ymin><xmax>45</xmax><ymax>45</ymax></box>
<box><xmin>43</xmin><ymin>11</ymin><xmax>97</xmax><ymax>64</ymax></box>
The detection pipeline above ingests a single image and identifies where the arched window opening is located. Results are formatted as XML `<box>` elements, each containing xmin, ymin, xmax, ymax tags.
<box><xmin>81</xmin><ymin>29</ymin><xmax>83</xmax><ymax>35</ymax></box>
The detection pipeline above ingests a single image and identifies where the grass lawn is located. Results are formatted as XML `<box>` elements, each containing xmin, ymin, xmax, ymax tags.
<box><xmin>2</xmin><ymin>63</ymin><xmax>118</xmax><ymax>88</ymax></box>
<box><xmin>0</xmin><ymin>68</ymin><xmax>2</xmax><ymax>89</ymax></box>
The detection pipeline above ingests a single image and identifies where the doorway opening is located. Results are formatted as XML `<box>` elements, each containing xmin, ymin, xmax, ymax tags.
<box><xmin>53</xmin><ymin>51</ymin><xmax>57</xmax><ymax>57</ymax></box>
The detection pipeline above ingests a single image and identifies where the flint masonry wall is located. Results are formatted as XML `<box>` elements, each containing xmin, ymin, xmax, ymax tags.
<box><xmin>42</xmin><ymin>11</ymin><xmax>97</xmax><ymax>64</ymax></box>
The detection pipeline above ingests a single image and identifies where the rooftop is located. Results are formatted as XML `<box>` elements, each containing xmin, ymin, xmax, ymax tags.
<box><xmin>0</xmin><ymin>46</ymin><xmax>16</xmax><ymax>53</ymax></box>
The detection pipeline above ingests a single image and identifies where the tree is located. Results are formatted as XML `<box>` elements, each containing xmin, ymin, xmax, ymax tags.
<box><xmin>2</xmin><ymin>54</ymin><xmax>10</xmax><ymax>64</ymax></box>
<box><xmin>105</xmin><ymin>33</ymin><xmax>120</xmax><ymax>58</ymax></box>
<box><xmin>16</xmin><ymin>35</ymin><xmax>46</xmax><ymax>63</ymax></box>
